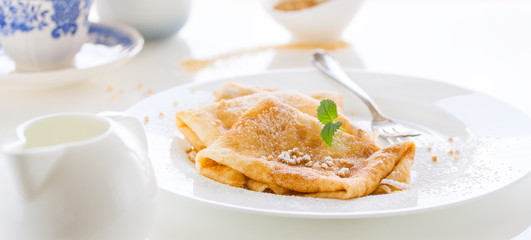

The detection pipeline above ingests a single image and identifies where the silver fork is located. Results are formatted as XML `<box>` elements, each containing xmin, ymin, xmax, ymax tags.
<box><xmin>311</xmin><ymin>49</ymin><xmax>421</xmax><ymax>143</ymax></box>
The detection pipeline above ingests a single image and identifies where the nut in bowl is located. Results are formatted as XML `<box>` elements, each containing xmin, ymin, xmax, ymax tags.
<box><xmin>263</xmin><ymin>0</ymin><xmax>364</xmax><ymax>43</ymax></box>
<box><xmin>0</xmin><ymin>0</ymin><xmax>93</xmax><ymax>71</ymax></box>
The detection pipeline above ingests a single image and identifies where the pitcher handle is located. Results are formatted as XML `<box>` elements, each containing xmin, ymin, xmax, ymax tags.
<box><xmin>99</xmin><ymin>111</ymin><xmax>148</xmax><ymax>159</ymax></box>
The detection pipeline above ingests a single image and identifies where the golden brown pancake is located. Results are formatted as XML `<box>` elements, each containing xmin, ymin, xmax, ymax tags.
<box><xmin>214</xmin><ymin>82</ymin><xmax>275</xmax><ymax>101</ymax></box>
<box><xmin>214</xmin><ymin>82</ymin><xmax>344</xmax><ymax>110</ymax></box>
<box><xmin>195</xmin><ymin>98</ymin><xmax>415</xmax><ymax>199</ymax></box>
<box><xmin>176</xmin><ymin>90</ymin><xmax>368</xmax><ymax>154</ymax></box>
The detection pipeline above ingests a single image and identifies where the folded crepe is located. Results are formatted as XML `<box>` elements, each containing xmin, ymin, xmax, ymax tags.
<box><xmin>214</xmin><ymin>82</ymin><xmax>275</xmax><ymax>101</ymax></box>
<box><xmin>214</xmin><ymin>82</ymin><xmax>344</xmax><ymax>111</ymax></box>
<box><xmin>195</xmin><ymin>98</ymin><xmax>415</xmax><ymax>199</ymax></box>
<box><xmin>176</xmin><ymin>90</ymin><xmax>367</xmax><ymax>154</ymax></box>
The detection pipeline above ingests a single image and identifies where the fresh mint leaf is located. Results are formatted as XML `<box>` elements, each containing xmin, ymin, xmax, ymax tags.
<box><xmin>317</xmin><ymin>99</ymin><xmax>344</xmax><ymax>147</ymax></box>
<box><xmin>321</xmin><ymin>121</ymin><xmax>343</xmax><ymax>147</ymax></box>
<box><xmin>317</xmin><ymin>99</ymin><xmax>338</xmax><ymax>125</ymax></box>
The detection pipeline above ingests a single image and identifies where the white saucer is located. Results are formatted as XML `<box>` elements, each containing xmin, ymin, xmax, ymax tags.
<box><xmin>0</xmin><ymin>22</ymin><xmax>143</xmax><ymax>88</ymax></box>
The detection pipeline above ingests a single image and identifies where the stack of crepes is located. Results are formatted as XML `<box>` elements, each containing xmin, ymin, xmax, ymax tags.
<box><xmin>175</xmin><ymin>82</ymin><xmax>416</xmax><ymax>199</ymax></box>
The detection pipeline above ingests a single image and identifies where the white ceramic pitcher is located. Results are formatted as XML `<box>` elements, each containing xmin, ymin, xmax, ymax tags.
<box><xmin>0</xmin><ymin>112</ymin><xmax>157</xmax><ymax>240</ymax></box>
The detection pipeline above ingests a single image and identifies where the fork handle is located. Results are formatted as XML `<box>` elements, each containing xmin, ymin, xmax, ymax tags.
<box><xmin>312</xmin><ymin>49</ymin><xmax>389</xmax><ymax>123</ymax></box>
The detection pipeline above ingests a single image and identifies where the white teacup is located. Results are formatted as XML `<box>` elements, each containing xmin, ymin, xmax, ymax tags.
<box><xmin>0</xmin><ymin>0</ymin><xmax>93</xmax><ymax>71</ymax></box>
<box><xmin>0</xmin><ymin>112</ymin><xmax>157</xmax><ymax>240</ymax></box>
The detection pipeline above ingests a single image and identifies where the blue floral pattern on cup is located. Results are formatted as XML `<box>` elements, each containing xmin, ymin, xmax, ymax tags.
<box><xmin>50</xmin><ymin>0</ymin><xmax>80</xmax><ymax>38</ymax></box>
<box><xmin>0</xmin><ymin>0</ymin><xmax>91</xmax><ymax>39</ymax></box>
<box><xmin>89</xmin><ymin>23</ymin><xmax>133</xmax><ymax>48</ymax></box>
<box><xmin>0</xmin><ymin>1</ymin><xmax>49</xmax><ymax>35</ymax></box>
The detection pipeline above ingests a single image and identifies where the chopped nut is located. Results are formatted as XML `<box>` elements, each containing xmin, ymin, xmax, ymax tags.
<box><xmin>274</xmin><ymin>0</ymin><xmax>328</xmax><ymax>11</ymax></box>
<box><xmin>288</xmin><ymin>158</ymin><xmax>296</xmax><ymax>165</ymax></box>
<box><xmin>337</xmin><ymin>167</ymin><xmax>349</xmax><ymax>177</ymax></box>
<box><xmin>278</xmin><ymin>151</ymin><xmax>290</xmax><ymax>163</ymax></box>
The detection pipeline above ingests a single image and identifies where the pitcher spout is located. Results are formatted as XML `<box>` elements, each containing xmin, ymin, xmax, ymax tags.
<box><xmin>3</xmin><ymin>141</ymin><xmax>64</xmax><ymax>201</ymax></box>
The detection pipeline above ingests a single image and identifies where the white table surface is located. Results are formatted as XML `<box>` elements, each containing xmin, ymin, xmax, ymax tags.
<box><xmin>1</xmin><ymin>0</ymin><xmax>530</xmax><ymax>239</ymax></box>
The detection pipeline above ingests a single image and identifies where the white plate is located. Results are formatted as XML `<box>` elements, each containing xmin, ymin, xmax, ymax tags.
<box><xmin>127</xmin><ymin>69</ymin><xmax>531</xmax><ymax>218</ymax></box>
<box><xmin>0</xmin><ymin>22</ymin><xmax>143</xmax><ymax>88</ymax></box>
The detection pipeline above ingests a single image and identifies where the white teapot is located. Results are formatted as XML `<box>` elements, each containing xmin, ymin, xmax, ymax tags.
<box><xmin>0</xmin><ymin>112</ymin><xmax>157</xmax><ymax>240</ymax></box>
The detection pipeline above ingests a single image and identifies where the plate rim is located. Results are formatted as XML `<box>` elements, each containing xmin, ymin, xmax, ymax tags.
<box><xmin>128</xmin><ymin>68</ymin><xmax>531</xmax><ymax>219</ymax></box>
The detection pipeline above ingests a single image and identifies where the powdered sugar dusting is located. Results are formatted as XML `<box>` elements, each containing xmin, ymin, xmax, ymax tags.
<box><xmin>406</xmin><ymin>133</ymin><xmax>528</xmax><ymax>204</ymax></box>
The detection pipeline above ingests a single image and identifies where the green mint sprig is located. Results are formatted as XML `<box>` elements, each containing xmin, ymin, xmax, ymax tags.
<box><xmin>317</xmin><ymin>99</ymin><xmax>343</xmax><ymax>147</ymax></box>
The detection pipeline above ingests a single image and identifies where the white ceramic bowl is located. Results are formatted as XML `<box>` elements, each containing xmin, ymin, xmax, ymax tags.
<box><xmin>263</xmin><ymin>0</ymin><xmax>364</xmax><ymax>43</ymax></box>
